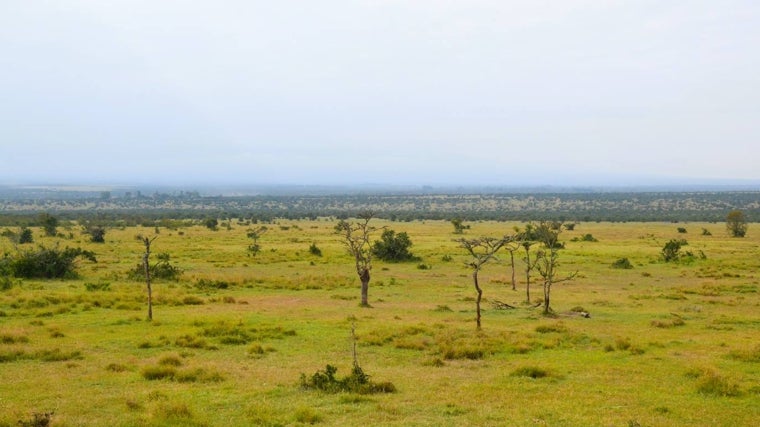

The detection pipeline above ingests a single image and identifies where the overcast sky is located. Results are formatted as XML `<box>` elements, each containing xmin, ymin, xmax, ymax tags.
<box><xmin>1</xmin><ymin>1</ymin><xmax>759</xmax><ymax>187</ymax></box>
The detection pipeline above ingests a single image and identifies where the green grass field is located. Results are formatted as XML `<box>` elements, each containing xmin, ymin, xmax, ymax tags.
<box><xmin>1</xmin><ymin>220</ymin><xmax>758</xmax><ymax>426</ymax></box>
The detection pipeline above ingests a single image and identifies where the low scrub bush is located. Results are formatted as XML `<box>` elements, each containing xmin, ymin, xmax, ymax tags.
<box><xmin>300</xmin><ymin>364</ymin><xmax>396</xmax><ymax>394</ymax></box>
<box><xmin>611</xmin><ymin>258</ymin><xmax>634</xmax><ymax>269</ymax></box>
<box><xmin>3</xmin><ymin>246</ymin><xmax>96</xmax><ymax>279</ymax></box>
<box><xmin>194</xmin><ymin>279</ymin><xmax>233</xmax><ymax>290</ymax></box>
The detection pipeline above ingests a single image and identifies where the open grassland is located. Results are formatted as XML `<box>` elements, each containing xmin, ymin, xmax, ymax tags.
<box><xmin>1</xmin><ymin>220</ymin><xmax>759</xmax><ymax>426</ymax></box>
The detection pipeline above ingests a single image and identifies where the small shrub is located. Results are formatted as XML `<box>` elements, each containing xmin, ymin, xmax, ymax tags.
<box><xmin>308</xmin><ymin>243</ymin><xmax>322</xmax><ymax>257</ymax></box>
<box><xmin>511</xmin><ymin>366</ymin><xmax>549</xmax><ymax>379</ymax></box>
<box><xmin>611</xmin><ymin>258</ymin><xmax>634</xmax><ymax>269</ymax></box>
<box><xmin>300</xmin><ymin>364</ymin><xmax>395</xmax><ymax>395</ymax></box>
<box><xmin>194</xmin><ymin>279</ymin><xmax>231</xmax><ymax>290</ymax></box>
<box><xmin>17</xmin><ymin>412</ymin><xmax>54</xmax><ymax>427</ymax></box>
<box><xmin>702</xmin><ymin>228</ymin><xmax>712</xmax><ymax>236</ymax></box>
<box><xmin>417</xmin><ymin>263</ymin><xmax>431</xmax><ymax>270</ymax></box>
<box><xmin>441</xmin><ymin>254</ymin><xmax>453</xmax><ymax>262</ymax></box>
<box><xmin>677</xmin><ymin>227</ymin><xmax>687</xmax><ymax>233</ymax></box>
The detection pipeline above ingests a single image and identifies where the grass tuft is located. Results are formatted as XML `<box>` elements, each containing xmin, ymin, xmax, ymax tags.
<box><xmin>511</xmin><ymin>366</ymin><xmax>550</xmax><ymax>379</ymax></box>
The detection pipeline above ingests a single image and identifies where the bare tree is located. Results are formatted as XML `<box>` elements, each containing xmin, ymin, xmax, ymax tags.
<box><xmin>137</xmin><ymin>235</ymin><xmax>158</xmax><ymax>321</ymax></box>
<box><xmin>534</xmin><ymin>222</ymin><xmax>577</xmax><ymax>314</ymax></box>
<box><xmin>517</xmin><ymin>224</ymin><xmax>540</xmax><ymax>304</ymax></box>
<box><xmin>503</xmin><ymin>239</ymin><xmax>520</xmax><ymax>291</ymax></box>
<box><xmin>457</xmin><ymin>236</ymin><xmax>512</xmax><ymax>329</ymax></box>
<box><xmin>335</xmin><ymin>212</ymin><xmax>376</xmax><ymax>307</ymax></box>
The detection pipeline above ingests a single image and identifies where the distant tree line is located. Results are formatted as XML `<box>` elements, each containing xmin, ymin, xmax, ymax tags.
<box><xmin>1</xmin><ymin>192</ymin><xmax>759</xmax><ymax>225</ymax></box>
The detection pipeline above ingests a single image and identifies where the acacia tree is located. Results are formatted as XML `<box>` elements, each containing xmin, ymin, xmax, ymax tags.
<box><xmin>457</xmin><ymin>236</ymin><xmax>512</xmax><ymax>329</ymax></box>
<box><xmin>137</xmin><ymin>235</ymin><xmax>158</xmax><ymax>321</ymax></box>
<box><xmin>534</xmin><ymin>222</ymin><xmax>576</xmax><ymax>314</ymax></box>
<box><xmin>335</xmin><ymin>212</ymin><xmax>376</xmax><ymax>307</ymax></box>
<box><xmin>246</xmin><ymin>226</ymin><xmax>268</xmax><ymax>256</ymax></box>
<box><xmin>726</xmin><ymin>210</ymin><xmax>748</xmax><ymax>237</ymax></box>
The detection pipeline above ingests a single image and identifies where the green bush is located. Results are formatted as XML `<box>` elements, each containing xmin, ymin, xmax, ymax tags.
<box><xmin>372</xmin><ymin>229</ymin><xmax>418</xmax><ymax>262</ymax></box>
<box><xmin>300</xmin><ymin>364</ymin><xmax>396</xmax><ymax>395</ymax></box>
<box><xmin>308</xmin><ymin>243</ymin><xmax>322</xmax><ymax>257</ymax></box>
<box><xmin>4</xmin><ymin>246</ymin><xmax>96</xmax><ymax>279</ymax></box>
<box><xmin>128</xmin><ymin>253</ymin><xmax>181</xmax><ymax>281</ymax></box>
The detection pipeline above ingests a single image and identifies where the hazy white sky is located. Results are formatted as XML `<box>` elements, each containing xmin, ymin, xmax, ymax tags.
<box><xmin>1</xmin><ymin>1</ymin><xmax>759</xmax><ymax>186</ymax></box>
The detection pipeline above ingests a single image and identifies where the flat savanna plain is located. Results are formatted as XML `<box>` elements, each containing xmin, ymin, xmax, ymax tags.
<box><xmin>1</xmin><ymin>220</ymin><xmax>759</xmax><ymax>426</ymax></box>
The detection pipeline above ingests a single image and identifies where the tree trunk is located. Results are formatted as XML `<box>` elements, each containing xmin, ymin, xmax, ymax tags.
<box><xmin>359</xmin><ymin>269</ymin><xmax>370</xmax><ymax>307</ymax></box>
<box><xmin>473</xmin><ymin>270</ymin><xmax>482</xmax><ymax>329</ymax></box>
<box><xmin>525</xmin><ymin>248</ymin><xmax>531</xmax><ymax>303</ymax></box>
<box><xmin>510</xmin><ymin>251</ymin><xmax>516</xmax><ymax>291</ymax></box>
<box><xmin>543</xmin><ymin>280</ymin><xmax>551</xmax><ymax>314</ymax></box>
<box><xmin>143</xmin><ymin>252</ymin><xmax>152</xmax><ymax>321</ymax></box>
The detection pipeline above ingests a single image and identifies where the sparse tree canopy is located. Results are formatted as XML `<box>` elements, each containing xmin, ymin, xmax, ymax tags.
<box><xmin>335</xmin><ymin>211</ymin><xmax>376</xmax><ymax>307</ymax></box>
<box><xmin>451</xmin><ymin>218</ymin><xmax>468</xmax><ymax>234</ymax></box>
<box><xmin>533</xmin><ymin>221</ymin><xmax>576</xmax><ymax>314</ymax></box>
<box><xmin>246</xmin><ymin>226</ymin><xmax>268</xmax><ymax>256</ymax></box>
<box><xmin>726</xmin><ymin>210</ymin><xmax>748</xmax><ymax>237</ymax></box>
<box><xmin>457</xmin><ymin>235</ymin><xmax>515</xmax><ymax>329</ymax></box>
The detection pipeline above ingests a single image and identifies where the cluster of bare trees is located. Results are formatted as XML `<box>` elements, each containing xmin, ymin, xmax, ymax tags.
<box><xmin>457</xmin><ymin>221</ymin><xmax>577</xmax><ymax>328</ymax></box>
<box><xmin>334</xmin><ymin>213</ymin><xmax>576</xmax><ymax>328</ymax></box>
